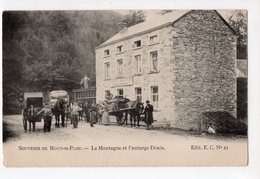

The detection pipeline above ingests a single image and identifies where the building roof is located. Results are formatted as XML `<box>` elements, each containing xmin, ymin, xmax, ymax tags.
<box><xmin>97</xmin><ymin>10</ymin><xmax>190</xmax><ymax>49</ymax></box>
<box><xmin>96</xmin><ymin>10</ymin><xmax>235</xmax><ymax>49</ymax></box>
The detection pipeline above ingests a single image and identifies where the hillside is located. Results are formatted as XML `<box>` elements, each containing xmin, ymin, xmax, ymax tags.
<box><xmin>3</xmin><ymin>11</ymin><xmax>123</xmax><ymax>114</ymax></box>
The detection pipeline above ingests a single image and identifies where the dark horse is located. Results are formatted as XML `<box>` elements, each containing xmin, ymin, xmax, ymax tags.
<box><xmin>125</xmin><ymin>100</ymin><xmax>144</xmax><ymax>127</ymax></box>
<box><xmin>51</xmin><ymin>98</ymin><xmax>68</xmax><ymax>127</ymax></box>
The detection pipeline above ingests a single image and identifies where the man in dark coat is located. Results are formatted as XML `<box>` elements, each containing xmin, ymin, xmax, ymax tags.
<box><xmin>144</xmin><ymin>100</ymin><xmax>154</xmax><ymax>130</ymax></box>
<box><xmin>83</xmin><ymin>101</ymin><xmax>90</xmax><ymax>122</ymax></box>
<box><xmin>23</xmin><ymin>107</ymin><xmax>29</xmax><ymax>131</ymax></box>
<box><xmin>28</xmin><ymin>105</ymin><xmax>36</xmax><ymax>132</ymax></box>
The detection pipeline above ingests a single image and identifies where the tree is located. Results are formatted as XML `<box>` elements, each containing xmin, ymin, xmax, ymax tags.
<box><xmin>227</xmin><ymin>10</ymin><xmax>248</xmax><ymax>59</ymax></box>
<box><xmin>3</xmin><ymin>11</ymin><xmax>123</xmax><ymax>114</ymax></box>
<box><xmin>121</xmin><ymin>10</ymin><xmax>145</xmax><ymax>27</ymax></box>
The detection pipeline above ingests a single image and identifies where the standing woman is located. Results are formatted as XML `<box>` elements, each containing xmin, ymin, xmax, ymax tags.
<box><xmin>89</xmin><ymin>102</ymin><xmax>97</xmax><ymax>127</ymax></box>
<box><xmin>101</xmin><ymin>102</ymin><xmax>110</xmax><ymax>126</ymax></box>
<box><xmin>71</xmin><ymin>102</ymin><xmax>82</xmax><ymax>129</ymax></box>
<box><xmin>144</xmin><ymin>100</ymin><xmax>154</xmax><ymax>130</ymax></box>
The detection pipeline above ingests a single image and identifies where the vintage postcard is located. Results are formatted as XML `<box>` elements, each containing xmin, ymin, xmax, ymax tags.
<box><xmin>2</xmin><ymin>10</ymin><xmax>248</xmax><ymax>167</ymax></box>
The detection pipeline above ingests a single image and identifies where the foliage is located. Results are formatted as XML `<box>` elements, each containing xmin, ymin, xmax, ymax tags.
<box><xmin>3</xmin><ymin>11</ymin><xmax>122</xmax><ymax>114</ymax></box>
<box><xmin>121</xmin><ymin>10</ymin><xmax>145</xmax><ymax>27</ymax></box>
<box><xmin>227</xmin><ymin>10</ymin><xmax>248</xmax><ymax>59</ymax></box>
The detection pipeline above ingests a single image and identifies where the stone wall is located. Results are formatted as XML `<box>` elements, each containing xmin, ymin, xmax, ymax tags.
<box><xmin>96</xmin><ymin>26</ymin><xmax>175</xmax><ymax>122</ymax></box>
<box><xmin>95</xmin><ymin>10</ymin><xmax>237</xmax><ymax>130</ymax></box>
<box><xmin>170</xmin><ymin>10</ymin><xmax>237</xmax><ymax>130</ymax></box>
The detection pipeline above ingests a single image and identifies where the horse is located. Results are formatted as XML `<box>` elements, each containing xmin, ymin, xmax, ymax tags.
<box><xmin>125</xmin><ymin>100</ymin><xmax>144</xmax><ymax>127</ymax></box>
<box><xmin>51</xmin><ymin>98</ymin><xmax>68</xmax><ymax>127</ymax></box>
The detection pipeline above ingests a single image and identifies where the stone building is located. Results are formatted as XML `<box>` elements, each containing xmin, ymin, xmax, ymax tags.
<box><xmin>95</xmin><ymin>10</ymin><xmax>237</xmax><ymax>131</ymax></box>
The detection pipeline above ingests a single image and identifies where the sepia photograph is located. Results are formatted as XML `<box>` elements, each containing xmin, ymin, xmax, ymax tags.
<box><xmin>2</xmin><ymin>9</ymin><xmax>248</xmax><ymax>167</ymax></box>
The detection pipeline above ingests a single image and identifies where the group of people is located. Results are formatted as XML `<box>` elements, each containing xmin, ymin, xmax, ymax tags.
<box><xmin>23</xmin><ymin>103</ymin><xmax>53</xmax><ymax>133</ymax></box>
<box><xmin>69</xmin><ymin>101</ymin><xmax>99</xmax><ymax>129</ymax></box>
<box><xmin>22</xmin><ymin>99</ymin><xmax>154</xmax><ymax>133</ymax></box>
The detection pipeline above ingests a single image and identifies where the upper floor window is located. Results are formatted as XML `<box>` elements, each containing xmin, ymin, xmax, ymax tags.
<box><xmin>134</xmin><ymin>55</ymin><xmax>142</xmax><ymax>74</ymax></box>
<box><xmin>104</xmin><ymin>62</ymin><xmax>110</xmax><ymax>79</ymax></box>
<box><xmin>149</xmin><ymin>35</ymin><xmax>158</xmax><ymax>44</ymax></box>
<box><xmin>104</xmin><ymin>49</ymin><xmax>110</xmax><ymax>56</ymax></box>
<box><xmin>150</xmin><ymin>51</ymin><xmax>159</xmax><ymax>72</ymax></box>
<box><xmin>117</xmin><ymin>59</ymin><xmax>124</xmax><ymax>77</ymax></box>
<box><xmin>133</xmin><ymin>40</ymin><xmax>142</xmax><ymax>48</ymax></box>
<box><xmin>117</xmin><ymin>45</ymin><xmax>123</xmax><ymax>53</ymax></box>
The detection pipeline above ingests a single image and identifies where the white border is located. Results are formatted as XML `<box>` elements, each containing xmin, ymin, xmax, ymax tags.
<box><xmin>1</xmin><ymin>0</ymin><xmax>260</xmax><ymax>179</ymax></box>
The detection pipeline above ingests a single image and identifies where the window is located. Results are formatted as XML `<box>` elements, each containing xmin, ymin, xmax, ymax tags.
<box><xmin>117</xmin><ymin>59</ymin><xmax>123</xmax><ymax>77</ymax></box>
<box><xmin>151</xmin><ymin>86</ymin><xmax>158</xmax><ymax>108</ymax></box>
<box><xmin>134</xmin><ymin>55</ymin><xmax>142</xmax><ymax>74</ymax></box>
<box><xmin>150</xmin><ymin>51</ymin><xmax>158</xmax><ymax>72</ymax></box>
<box><xmin>104</xmin><ymin>62</ymin><xmax>110</xmax><ymax>79</ymax></box>
<box><xmin>133</xmin><ymin>40</ymin><xmax>142</xmax><ymax>48</ymax></box>
<box><xmin>135</xmin><ymin>88</ymin><xmax>142</xmax><ymax>102</ymax></box>
<box><xmin>104</xmin><ymin>49</ymin><xmax>110</xmax><ymax>56</ymax></box>
<box><xmin>117</xmin><ymin>89</ymin><xmax>124</xmax><ymax>98</ymax></box>
<box><xmin>117</xmin><ymin>45</ymin><xmax>123</xmax><ymax>53</ymax></box>
<box><xmin>149</xmin><ymin>35</ymin><xmax>158</xmax><ymax>44</ymax></box>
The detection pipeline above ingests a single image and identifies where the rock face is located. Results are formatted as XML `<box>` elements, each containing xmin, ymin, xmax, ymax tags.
<box><xmin>95</xmin><ymin>10</ymin><xmax>237</xmax><ymax>131</ymax></box>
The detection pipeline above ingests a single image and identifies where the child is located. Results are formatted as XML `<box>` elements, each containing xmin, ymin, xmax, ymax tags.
<box><xmin>207</xmin><ymin>123</ymin><xmax>216</xmax><ymax>135</ymax></box>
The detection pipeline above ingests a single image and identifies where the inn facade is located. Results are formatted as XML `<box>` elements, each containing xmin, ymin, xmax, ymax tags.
<box><xmin>95</xmin><ymin>10</ymin><xmax>237</xmax><ymax>130</ymax></box>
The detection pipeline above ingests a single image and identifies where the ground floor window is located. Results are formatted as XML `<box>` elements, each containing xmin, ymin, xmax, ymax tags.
<box><xmin>151</xmin><ymin>86</ymin><xmax>158</xmax><ymax>108</ymax></box>
<box><xmin>135</xmin><ymin>87</ymin><xmax>142</xmax><ymax>102</ymax></box>
<box><xmin>117</xmin><ymin>89</ymin><xmax>124</xmax><ymax>98</ymax></box>
<box><xmin>104</xmin><ymin>62</ymin><xmax>110</xmax><ymax>79</ymax></box>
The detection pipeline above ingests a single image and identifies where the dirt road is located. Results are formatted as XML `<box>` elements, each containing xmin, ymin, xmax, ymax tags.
<box><xmin>3</xmin><ymin>115</ymin><xmax>247</xmax><ymax>167</ymax></box>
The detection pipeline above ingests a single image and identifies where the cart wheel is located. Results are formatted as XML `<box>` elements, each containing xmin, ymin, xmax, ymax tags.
<box><xmin>116</xmin><ymin>112</ymin><xmax>128</xmax><ymax>125</ymax></box>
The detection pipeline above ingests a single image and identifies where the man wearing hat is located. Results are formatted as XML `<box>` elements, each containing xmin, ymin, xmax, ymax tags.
<box><xmin>144</xmin><ymin>100</ymin><xmax>154</xmax><ymax>130</ymax></box>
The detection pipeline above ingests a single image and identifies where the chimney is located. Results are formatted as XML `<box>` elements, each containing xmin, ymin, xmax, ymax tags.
<box><xmin>117</xmin><ymin>22</ymin><xmax>128</xmax><ymax>32</ymax></box>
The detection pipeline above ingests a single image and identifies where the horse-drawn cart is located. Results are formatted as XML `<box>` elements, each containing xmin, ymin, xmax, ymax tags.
<box><xmin>22</xmin><ymin>92</ymin><xmax>44</xmax><ymax>131</ymax></box>
<box><xmin>49</xmin><ymin>90</ymin><xmax>69</xmax><ymax>127</ymax></box>
<box><xmin>98</xmin><ymin>97</ymin><xmax>144</xmax><ymax>126</ymax></box>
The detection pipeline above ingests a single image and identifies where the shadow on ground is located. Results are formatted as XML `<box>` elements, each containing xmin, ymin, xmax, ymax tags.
<box><xmin>3</xmin><ymin>122</ymin><xmax>20</xmax><ymax>142</ymax></box>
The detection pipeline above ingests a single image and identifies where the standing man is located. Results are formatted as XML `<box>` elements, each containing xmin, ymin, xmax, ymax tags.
<box><xmin>83</xmin><ymin>101</ymin><xmax>90</xmax><ymax>122</ymax></box>
<box><xmin>71</xmin><ymin>102</ymin><xmax>82</xmax><ymax>129</ymax></box>
<box><xmin>28</xmin><ymin>105</ymin><xmax>36</xmax><ymax>132</ymax></box>
<box><xmin>144</xmin><ymin>100</ymin><xmax>154</xmax><ymax>130</ymax></box>
<box><xmin>80</xmin><ymin>75</ymin><xmax>90</xmax><ymax>89</ymax></box>
<box><xmin>23</xmin><ymin>106</ymin><xmax>29</xmax><ymax>131</ymax></box>
<box><xmin>37</xmin><ymin>103</ymin><xmax>53</xmax><ymax>132</ymax></box>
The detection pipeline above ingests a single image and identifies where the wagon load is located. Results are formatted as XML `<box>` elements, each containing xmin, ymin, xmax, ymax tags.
<box><xmin>49</xmin><ymin>90</ymin><xmax>68</xmax><ymax>99</ymax></box>
<box><xmin>49</xmin><ymin>90</ymin><xmax>69</xmax><ymax>108</ymax></box>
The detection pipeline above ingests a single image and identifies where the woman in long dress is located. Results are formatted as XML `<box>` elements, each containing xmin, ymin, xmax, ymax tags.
<box><xmin>101</xmin><ymin>103</ymin><xmax>110</xmax><ymax>125</ymax></box>
<box><xmin>89</xmin><ymin>103</ymin><xmax>97</xmax><ymax>127</ymax></box>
